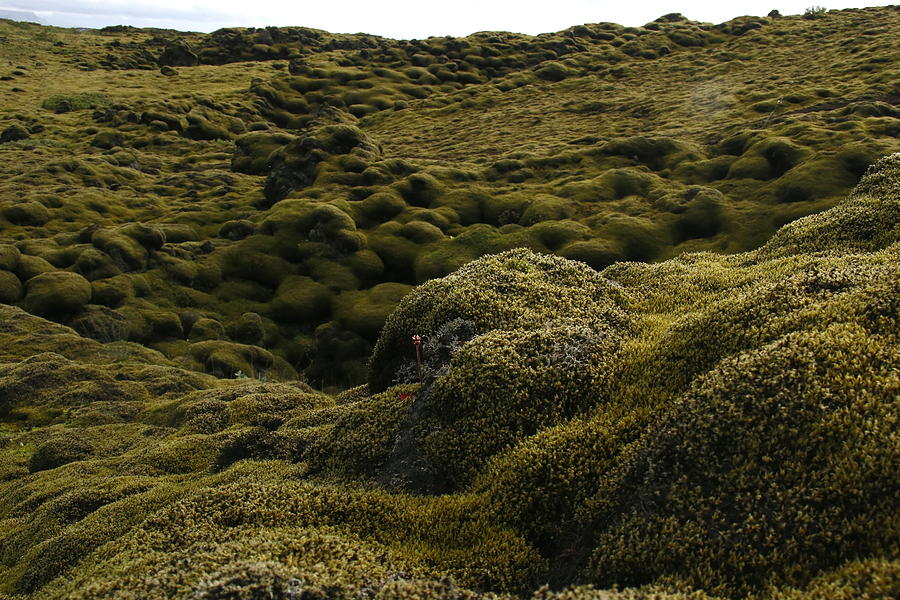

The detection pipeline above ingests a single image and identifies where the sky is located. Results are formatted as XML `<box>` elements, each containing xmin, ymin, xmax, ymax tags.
<box><xmin>0</xmin><ymin>1</ymin><xmax>894</xmax><ymax>38</ymax></box>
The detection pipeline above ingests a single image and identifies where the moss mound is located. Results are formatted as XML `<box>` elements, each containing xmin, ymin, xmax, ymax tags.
<box><xmin>0</xmin><ymin>270</ymin><xmax>22</xmax><ymax>303</ymax></box>
<box><xmin>22</xmin><ymin>271</ymin><xmax>92</xmax><ymax>317</ymax></box>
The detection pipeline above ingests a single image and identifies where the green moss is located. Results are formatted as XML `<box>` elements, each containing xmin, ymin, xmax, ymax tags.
<box><xmin>520</xmin><ymin>196</ymin><xmax>578</xmax><ymax>225</ymax></box>
<box><xmin>671</xmin><ymin>188</ymin><xmax>726</xmax><ymax>242</ymax></box>
<box><xmin>603</xmin><ymin>215</ymin><xmax>665</xmax><ymax>262</ymax></box>
<box><xmin>90</xmin><ymin>229</ymin><xmax>148</xmax><ymax>273</ymax></box>
<box><xmin>71</xmin><ymin>307</ymin><xmax>130</xmax><ymax>343</ymax></box>
<box><xmin>598</xmin><ymin>137</ymin><xmax>693</xmax><ymax>171</ymax></box>
<box><xmin>89</xmin><ymin>274</ymin><xmax>134</xmax><ymax>308</ymax></box>
<box><xmin>358</xmin><ymin>190</ymin><xmax>408</xmax><ymax>224</ymax></box>
<box><xmin>306</xmin><ymin>385</ymin><xmax>417</xmax><ymax>476</ymax></box>
<box><xmin>41</xmin><ymin>92</ymin><xmax>112</xmax><ymax>113</ymax></box>
<box><xmin>3</xmin><ymin>201</ymin><xmax>50</xmax><ymax>226</ymax></box>
<box><xmin>22</xmin><ymin>272</ymin><xmax>92</xmax><ymax>317</ymax></box>
<box><xmin>188</xmin><ymin>340</ymin><xmax>277</xmax><ymax>379</ymax></box>
<box><xmin>367</xmin><ymin>223</ymin><xmax>423</xmax><ymax>283</ymax></box>
<box><xmin>561</xmin><ymin>169</ymin><xmax>659</xmax><ymax>203</ymax></box>
<box><xmin>527</xmin><ymin>220</ymin><xmax>592</xmax><ymax>252</ymax></box>
<box><xmin>188</xmin><ymin>317</ymin><xmax>226</xmax><ymax>341</ymax></box>
<box><xmin>370</xmin><ymin>247</ymin><xmax>628</xmax><ymax>392</ymax></box>
<box><xmin>219</xmin><ymin>220</ymin><xmax>257</xmax><ymax>241</ymax></box>
<box><xmin>0</xmin><ymin>270</ymin><xmax>23</xmax><ymax>303</ymax></box>
<box><xmin>0</xmin><ymin>12</ymin><xmax>899</xmax><ymax>600</ymax></box>
<box><xmin>73</xmin><ymin>248</ymin><xmax>122</xmax><ymax>281</ymax></box>
<box><xmin>261</xmin><ymin>200</ymin><xmax>366</xmax><ymax>253</ymax></box>
<box><xmin>558</xmin><ymin>239</ymin><xmax>623</xmax><ymax>270</ymax></box>
<box><xmin>534</xmin><ymin>61</ymin><xmax>573</xmax><ymax>82</ymax></box>
<box><xmin>584</xmin><ymin>325</ymin><xmax>899</xmax><ymax>596</ymax></box>
<box><xmin>226</xmin><ymin>312</ymin><xmax>266</xmax><ymax>346</ymax></box>
<box><xmin>269</xmin><ymin>275</ymin><xmax>333</xmax><ymax>323</ymax></box>
<box><xmin>432</xmin><ymin>190</ymin><xmax>490</xmax><ymax>225</ymax></box>
<box><xmin>28</xmin><ymin>432</ymin><xmax>93</xmax><ymax>472</ymax></box>
<box><xmin>334</xmin><ymin>282</ymin><xmax>413</xmax><ymax>339</ymax></box>
<box><xmin>393</xmin><ymin>172</ymin><xmax>445</xmax><ymax>207</ymax></box>
<box><xmin>231</xmin><ymin>132</ymin><xmax>296</xmax><ymax>175</ymax></box>
<box><xmin>221</xmin><ymin>237</ymin><xmax>294</xmax><ymax>288</ymax></box>
<box><xmin>774</xmin><ymin>155</ymin><xmax>859</xmax><ymax>203</ymax></box>
<box><xmin>0</xmin><ymin>244</ymin><xmax>21</xmax><ymax>271</ymax></box>
<box><xmin>761</xmin><ymin>153</ymin><xmax>900</xmax><ymax>257</ymax></box>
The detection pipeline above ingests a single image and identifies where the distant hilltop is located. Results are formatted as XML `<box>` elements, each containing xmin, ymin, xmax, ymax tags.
<box><xmin>0</xmin><ymin>9</ymin><xmax>46</xmax><ymax>25</ymax></box>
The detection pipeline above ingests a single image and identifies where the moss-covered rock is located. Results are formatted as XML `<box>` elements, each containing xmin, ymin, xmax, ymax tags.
<box><xmin>23</xmin><ymin>271</ymin><xmax>92</xmax><ymax>317</ymax></box>
<box><xmin>28</xmin><ymin>432</ymin><xmax>93</xmax><ymax>472</ymax></box>
<box><xmin>158</xmin><ymin>39</ymin><xmax>200</xmax><ymax>67</ymax></box>
<box><xmin>262</xmin><ymin>124</ymin><xmax>381</xmax><ymax>205</ymax></box>
<box><xmin>367</xmin><ymin>249</ymin><xmax>629</xmax><ymax>489</ymax></box>
<box><xmin>189</xmin><ymin>317</ymin><xmax>227</xmax><ymax>341</ymax></box>
<box><xmin>91</xmin><ymin>228</ymin><xmax>149</xmax><ymax>272</ymax></box>
<box><xmin>0</xmin><ymin>243</ymin><xmax>21</xmax><ymax>271</ymax></box>
<box><xmin>187</xmin><ymin>340</ymin><xmax>295</xmax><ymax>380</ymax></box>
<box><xmin>334</xmin><ymin>282</ymin><xmax>413</xmax><ymax>339</ymax></box>
<box><xmin>231</xmin><ymin>131</ymin><xmax>296</xmax><ymax>175</ymax></box>
<box><xmin>227</xmin><ymin>312</ymin><xmax>267</xmax><ymax>346</ymax></box>
<box><xmin>0</xmin><ymin>124</ymin><xmax>29</xmax><ymax>143</ymax></box>
<box><xmin>3</xmin><ymin>201</ymin><xmax>50</xmax><ymax>226</ymax></box>
<box><xmin>0</xmin><ymin>269</ymin><xmax>23</xmax><ymax>303</ymax></box>
<box><xmin>269</xmin><ymin>275</ymin><xmax>333</xmax><ymax>323</ymax></box>
<box><xmin>219</xmin><ymin>219</ymin><xmax>257</xmax><ymax>240</ymax></box>
<box><xmin>13</xmin><ymin>253</ymin><xmax>56</xmax><ymax>281</ymax></box>
<box><xmin>583</xmin><ymin>325</ymin><xmax>899</xmax><ymax>596</ymax></box>
<box><xmin>73</xmin><ymin>247</ymin><xmax>122</xmax><ymax>281</ymax></box>
<box><xmin>71</xmin><ymin>306</ymin><xmax>130</xmax><ymax>343</ymax></box>
<box><xmin>261</xmin><ymin>200</ymin><xmax>366</xmax><ymax>253</ymax></box>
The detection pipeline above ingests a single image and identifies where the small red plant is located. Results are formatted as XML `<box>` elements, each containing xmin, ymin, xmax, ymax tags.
<box><xmin>412</xmin><ymin>335</ymin><xmax>424</xmax><ymax>383</ymax></box>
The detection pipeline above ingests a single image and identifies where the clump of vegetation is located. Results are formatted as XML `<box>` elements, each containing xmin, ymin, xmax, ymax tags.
<box><xmin>804</xmin><ymin>6</ymin><xmax>828</xmax><ymax>17</ymax></box>
<box><xmin>41</xmin><ymin>92</ymin><xmax>112</xmax><ymax>113</ymax></box>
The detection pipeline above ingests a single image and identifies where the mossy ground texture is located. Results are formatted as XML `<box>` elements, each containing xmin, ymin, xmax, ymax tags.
<box><xmin>0</xmin><ymin>7</ymin><xmax>898</xmax><ymax>599</ymax></box>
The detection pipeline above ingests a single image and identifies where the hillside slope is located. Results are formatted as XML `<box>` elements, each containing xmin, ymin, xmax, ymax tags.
<box><xmin>0</xmin><ymin>6</ymin><xmax>898</xmax><ymax>388</ymax></box>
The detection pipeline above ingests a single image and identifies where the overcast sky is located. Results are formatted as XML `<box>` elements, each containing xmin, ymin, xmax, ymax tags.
<box><xmin>0</xmin><ymin>1</ymin><xmax>894</xmax><ymax>38</ymax></box>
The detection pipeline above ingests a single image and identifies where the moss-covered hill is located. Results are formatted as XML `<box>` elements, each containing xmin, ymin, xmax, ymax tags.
<box><xmin>1</xmin><ymin>6</ymin><xmax>899</xmax><ymax>388</ymax></box>
<box><xmin>0</xmin><ymin>6</ymin><xmax>898</xmax><ymax>599</ymax></box>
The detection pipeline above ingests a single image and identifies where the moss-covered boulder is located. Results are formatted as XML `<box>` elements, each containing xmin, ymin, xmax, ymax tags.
<box><xmin>158</xmin><ymin>39</ymin><xmax>200</xmax><ymax>67</ymax></box>
<box><xmin>187</xmin><ymin>340</ymin><xmax>295</xmax><ymax>380</ymax></box>
<box><xmin>219</xmin><ymin>219</ymin><xmax>257</xmax><ymax>241</ymax></box>
<box><xmin>269</xmin><ymin>275</ymin><xmax>333</xmax><ymax>323</ymax></box>
<box><xmin>188</xmin><ymin>317</ymin><xmax>226</xmax><ymax>341</ymax></box>
<box><xmin>73</xmin><ymin>248</ymin><xmax>122</xmax><ymax>281</ymax></box>
<box><xmin>0</xmin><ymin>124</ymin><xmax>29</xmax><ymax>143</ymax></box>
<box><xmin>23</xmin><ymin>271</ymin><xmax>92</xmax><ymax>317</ymax></box>
<box><xmin>334</xmin><ymin>282</ymin><xmax>413</xmax><ymax>339</ymax></box>
<box><xmin>28</xmin><ymin>432</ymin><xmax>93</xmax><ymax>472</ymax></box>
<box><xmin>583</xmin><ymin>325</ymin><xmax>899</xmax><ymax>595</ymax></box>
<box><xmin>0</xmin><ymin>269</ymin><xmax>23</xmax><ymax>303</ymax></box>
<box><xmin>368</xmin><ymin>249</ymin><xmax>629</xmax><ymax>490</ymax></box>
<box><xmin>3</xmin><ymin>201</ymin><xmax>50</xmax><ymax>226</ymax></box>
<box><xmin>13</xmin><ymin>254</ymin><xmax>55</xmax><ymax>281</ymax></box>
<box><xmin>231</xmin><ymin>131</ymin><xmax>296</xmax><ymax>175</ymax></box>
<box><xmin>71</xmin><ymin>306</ymin><xmax>130</xmax><ymax>343</ymax></box>
<box><xmin>262</xmin><ymin>124</ymin><xmax>380</xmax><ymax>205</ymax></box>
<box><xmin>0</xmin><ymin>244</ymin><xmax>21</xmax><ymax>271</ymax></box>
<box><xmin>227</xmin><ymin>312</ymin><xmax>267</xmax><ymax>346</ymax></box>
<box><xmin>91</xmin><ymin>229</ymin><xmax>149</xmax><ymax>272</ymax></box>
